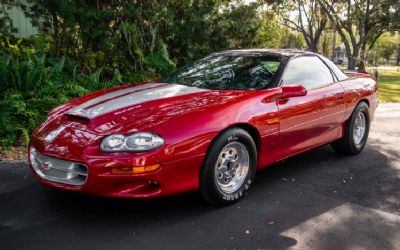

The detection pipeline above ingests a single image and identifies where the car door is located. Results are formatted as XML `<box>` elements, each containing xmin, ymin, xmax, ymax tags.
<box><xmin>275</xmin><ymin>55</ymin><xmax>346</xmax><ymax>159</ymax></box>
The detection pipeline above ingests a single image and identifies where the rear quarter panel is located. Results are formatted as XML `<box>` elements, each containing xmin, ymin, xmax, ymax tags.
<box><xmin>340</xmin><ymin>76</ymin><xmax>378</xmax><ymax>122</ymax></box>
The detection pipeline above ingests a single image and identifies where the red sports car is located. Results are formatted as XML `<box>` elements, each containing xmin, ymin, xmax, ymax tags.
<box><xmin>29</xmin><ymin>49</ymin><xmax>378</xmax><ymax>205</ymax></box>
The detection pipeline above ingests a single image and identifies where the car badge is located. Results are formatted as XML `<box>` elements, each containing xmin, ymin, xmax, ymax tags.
<box><xmin>40</xmin><ymin>161</ymin><xmax>51</xmax><ymax>170</ymax></box>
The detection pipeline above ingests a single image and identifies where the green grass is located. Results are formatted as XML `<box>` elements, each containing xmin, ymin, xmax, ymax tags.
<box><xmin>377</xmin><ymin>71</ymin><xmax>400</xmax><ymax>103</ymax></box>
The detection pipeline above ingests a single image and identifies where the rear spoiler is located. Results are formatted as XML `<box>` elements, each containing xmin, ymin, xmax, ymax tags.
<box><xmin>343</xmin><ymin>69</ymin><xmax>378</xmax><ymax>80</ymax></box>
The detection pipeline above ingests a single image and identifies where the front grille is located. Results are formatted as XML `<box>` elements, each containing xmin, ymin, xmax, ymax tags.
<box><xmin>29</xmin><ymin>147</ymin><xmax>88</xmax><ymax>186</ymax></box>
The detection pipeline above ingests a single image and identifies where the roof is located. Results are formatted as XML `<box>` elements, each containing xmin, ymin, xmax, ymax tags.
<box><xmin>213</xmin><ymin>49</ymin><xmax>317</xmax><ymax>58</ymax></box>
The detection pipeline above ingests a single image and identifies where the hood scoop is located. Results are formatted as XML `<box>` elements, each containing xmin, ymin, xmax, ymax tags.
<box><xmin>65</xmin><ymin>113</ymin><xmax>91</xmax><ymax>124</ymax></box>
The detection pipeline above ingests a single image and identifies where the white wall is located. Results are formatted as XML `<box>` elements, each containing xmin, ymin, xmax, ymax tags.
<box><xmin>1</xmin><ymin>2</ymin><xmax>38</xmax><ymax>38</ymax></box>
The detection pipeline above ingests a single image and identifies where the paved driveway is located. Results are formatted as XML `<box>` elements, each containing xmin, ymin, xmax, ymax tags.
<box><xmin>1</xmin><ymin>103</ymin><xmax>399</xmax><ymax>250</ymax></box>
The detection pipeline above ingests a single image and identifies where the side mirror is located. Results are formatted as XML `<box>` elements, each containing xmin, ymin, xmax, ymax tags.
<box><xmin>281</xmin><ymin>85</ymin><xmax>307</xmax><ymax>99</ymax></box>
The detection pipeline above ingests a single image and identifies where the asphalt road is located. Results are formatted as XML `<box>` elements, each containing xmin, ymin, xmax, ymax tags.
<box><xmin>1</xmin><ymin>103</ymin><xmax>399</xmax><ymax>250</ymax></box>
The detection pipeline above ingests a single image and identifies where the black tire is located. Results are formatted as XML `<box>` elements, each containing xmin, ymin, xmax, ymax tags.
<box><xmin>331</xmin><ymin>102</ymin><xmax>370</xmax><ymax>155</ymax></box>
<box><xmin>200</xmin><ymin>128</ymin><xmax>257</xmax><ymax>206</ymax></box>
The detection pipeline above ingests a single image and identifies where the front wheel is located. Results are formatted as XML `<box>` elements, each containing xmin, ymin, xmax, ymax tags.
<box><xmin>331</xmin><ymin>102</ymin><xmax>370</xmax><ymax>155</ymax></box>
<box><xmin>200</xmin><ymin>128</ymin><xmax>257</xmax><ymax>206</ymax></box>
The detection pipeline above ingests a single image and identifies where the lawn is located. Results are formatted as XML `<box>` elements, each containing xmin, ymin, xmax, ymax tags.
<box><xmin>377</xmin><ymin>71</ymin><xmax>400</xmax><ymax>103</ymax></box>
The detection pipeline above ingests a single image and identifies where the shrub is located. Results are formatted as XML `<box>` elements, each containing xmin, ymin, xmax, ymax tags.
<box><xmin>0</xmin><ymin>53</ymin><xmax>155</xmax><ymax>149</ymax></box>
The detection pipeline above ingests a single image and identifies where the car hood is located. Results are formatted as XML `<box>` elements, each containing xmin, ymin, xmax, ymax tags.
<box><xmin>40</xmin><ymin>82</ymin><xmax>221</xmax><ymax>136</ymax></box>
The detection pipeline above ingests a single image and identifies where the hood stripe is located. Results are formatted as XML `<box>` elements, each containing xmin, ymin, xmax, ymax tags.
<box><xmin>68</xmin><ymin>83</ymin><xmax>164</xmax><ymax>114</ymax></box>
<box><xmin>84</xmin><ymin>83</ymin><xmax>169</xmax><ymax>110</ymax></box>
<box><xmin>68</xmin><ymin>83</ymin><xmax>208</xmax><ymax>119</ymax></box>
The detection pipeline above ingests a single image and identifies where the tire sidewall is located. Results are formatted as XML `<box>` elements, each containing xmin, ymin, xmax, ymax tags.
<box><xmin>200</xmin><ymin>128</ymin><xmax>257</xmax><ymax>205</ymax></box>
<box><xmin>348</xmin><ymin>103</ymin><xmax>370</xmax><ymax>153</ymax></box>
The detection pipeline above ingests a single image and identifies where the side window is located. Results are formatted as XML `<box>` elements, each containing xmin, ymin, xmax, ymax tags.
<box><xmin>233</xmin><ymin>58</ymin><xmax>281</xmax><ymax>90</ymax></box>
<box><xmin>319</xmin><ymin>56</ymin><xmax>348</xmax><ymax>81</ymax></box>
<box><xmin>281</xmin><ymin>56</ymin><xmax>335</xmax><ymax>90</ymax></box>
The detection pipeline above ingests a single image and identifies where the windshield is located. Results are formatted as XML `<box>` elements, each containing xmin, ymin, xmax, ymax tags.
<box><xmin>160</xmin><ymin>55</ymin><xmax>281</xmax><ymax>90</ymax></box>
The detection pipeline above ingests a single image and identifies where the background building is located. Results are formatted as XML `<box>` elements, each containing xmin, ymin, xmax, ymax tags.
<box><xmin>1</xmin><ymin>2</ymin><xmax>37</xmax><ymax>38</ymax></box>
<box><xmin>333</xmin><ymin>45</ymin><xmax>348</xmax><ymax>65</ymax></box>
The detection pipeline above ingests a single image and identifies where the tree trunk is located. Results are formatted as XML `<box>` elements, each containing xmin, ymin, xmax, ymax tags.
<box><xmin>347</xmin><ymin>44</ymin><xmax>360</xmax><ymax>70</ymax></box>
<box><xmin>332</xmin><ymin>27</ymin><xmax>336</xmax><ymax>60</ymax></box>
<box><xmin>347</xmin><ymin>52</ymin><xmax>356</xmax><ymax>70</ymax></box>
<box><xmin>322</xmin><ymin>32</ymin><xmax>328</xmax><ymax>56</ymax></box>
<box><xmin>397</xmin><ymin>44</ymin><xmax>400</xmax><ymax>65</ymax></box>
<box><xmin>358</xmin><ymin>42</ymin><xmax>367</xmax><ymax>70</ymax></box>
<box><xmin>51</xmin><ymin>11</ymin><xmax>59</xmax><ymax>58</ymax></box>
<box><xmin>308</xmin><ymin>42</ymin><xmax>318</xmax><ymax>53</ymax></box>
<box><xmin>343</xmin><ymin>42</ymin><xmax>354</xmax><ymax>70</ymax></box>
<box><xmin>346</xmin><ymin>51</ymin><xmax>355</xmax><ymax>70</ymax></box>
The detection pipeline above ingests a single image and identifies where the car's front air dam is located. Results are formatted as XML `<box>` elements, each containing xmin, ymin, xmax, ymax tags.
<box><xmin>29</xmin><ymin>152</ymin><xmax>206</xmax><ymax>198</ymax></box>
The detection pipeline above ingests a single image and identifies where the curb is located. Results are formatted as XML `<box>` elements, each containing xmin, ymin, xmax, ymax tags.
<box><xmin>0</xmin><ymin>160</ymin><xmax>28</xmax><ymax>164</ymax></box>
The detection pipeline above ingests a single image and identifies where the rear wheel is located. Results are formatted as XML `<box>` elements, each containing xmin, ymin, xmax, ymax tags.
<box><xmin>331</xmin><ymin>102</ymin><xmax>370</xmax><ymax>155</ymax></box>
<box><xmin>200</xmin><ymin>128</ymin><xmax>257</xmax><ymax>206</ymax></box>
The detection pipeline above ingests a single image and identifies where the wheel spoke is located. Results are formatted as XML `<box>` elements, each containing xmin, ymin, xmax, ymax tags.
<box><xmin>214</xmin><ymin>142</ymin><xmax>249</xmax><ymax>194</ymax></box>
<box><xmin>353</xmin><ymin>111</ymin><xmax>366</xmax><ymax>145</ymax></box>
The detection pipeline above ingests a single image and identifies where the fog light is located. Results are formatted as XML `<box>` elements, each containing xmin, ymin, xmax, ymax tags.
<box><xmin>112</xmin><ymin>164</ymin><xmax>160</xmax><ymax>174</ymax></box>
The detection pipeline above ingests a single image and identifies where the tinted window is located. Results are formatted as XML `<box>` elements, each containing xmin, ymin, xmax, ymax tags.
<box><xmin>281</xmin><ymin>56</ymin><xmax>335</xmax><ymax>90</ymax></box>
<box><xmin>160</xmin><ymin>55</ymin><xmax>281</xmax><ymax>90</ymax></box>
<box><xmin>319</xmin><ymin>56</ymin><xmax>348</xmax><ymax>81</ymax></box>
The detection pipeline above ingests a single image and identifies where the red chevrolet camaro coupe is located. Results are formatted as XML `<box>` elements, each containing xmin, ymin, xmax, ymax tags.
<box><xmin>29</xmin><ymin>49</ymin><xmax>378</xmax><ymax>205</ymax></box>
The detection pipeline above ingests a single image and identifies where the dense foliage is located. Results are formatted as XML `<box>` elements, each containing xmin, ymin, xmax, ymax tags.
<box><xmin>0</xmin><ymin>35</ymin><xmax>124</xmax><ymax>147</ymax></box>
<box><xmin>0</xmin><ymin>0</ymin><xmax>280</xmax><ymax>148</ymax></box>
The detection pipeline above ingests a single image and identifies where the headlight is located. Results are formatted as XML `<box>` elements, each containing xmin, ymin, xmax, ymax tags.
<box><xmin>100</xmin><ymin>132</ymin><xmax>164</xmax><ymax>152</ymax></box>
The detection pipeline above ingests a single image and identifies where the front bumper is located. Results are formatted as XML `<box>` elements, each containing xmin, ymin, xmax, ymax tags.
<box><xmin>28</xmin><ymin>146</ymin><xmax>205</xmax><ymax>198</ymax></box>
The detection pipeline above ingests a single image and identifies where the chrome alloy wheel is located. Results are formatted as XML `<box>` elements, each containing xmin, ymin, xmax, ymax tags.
<box><xmin>353</xmin><ymin>111</ymin><xmax>366</xmax><ymax>145</ymax></box>
<box><xmin>215</xmin><ymin>141</ymin><xmax>250</xmax><ymax>193</ymax></box>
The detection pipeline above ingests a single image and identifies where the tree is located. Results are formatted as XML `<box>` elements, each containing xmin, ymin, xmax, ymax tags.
<box><xmin>162</xmin><ymin>0</ymin><xmax>234</xmax><ymax>65</ymax></box>
<box><xmin>279</xmin><ymin>28</ymin><xmax>305</xmax><ymax>48</ymax></box>
<box><xmin>254</xmin><ymin>11</ymin><xmax>282</xmax><ymax>48</ymax></box>
<box><xmin>16</xmin><ymin>0</ymin><xmax>269</xmax><ymax>79</ymax></box>
<box><xmin>219</xmin><ymin>1</ymin><xmax>262</xmax><ymax>49</ymax></box>
<box><xmin>277</xmin><ymin>0</ymin><xmax>327</xmax><ymax>52</ymax></box>
<box><xmin>20</xmin><ymin>0</ymin><xmax>62</xmax><ymax>56</ymax></box>
<box><xmin>317</xmin><ymin>0</ymin><xmax>399</xmax><ymax>70</ymax></box>
<box><xmin>372</xmin><ymin>32</ymin><xmax>398</xmax><ymax>63</ymax></box>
